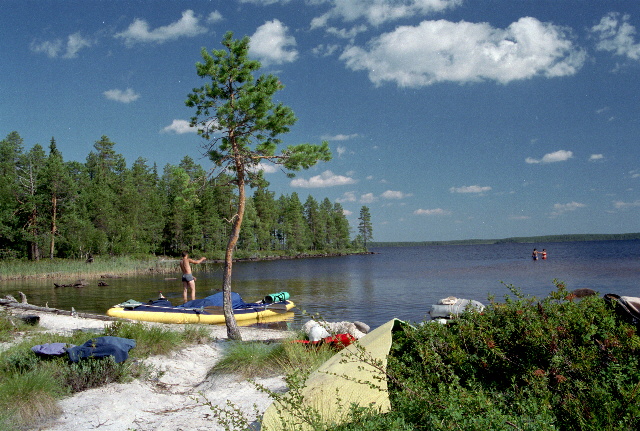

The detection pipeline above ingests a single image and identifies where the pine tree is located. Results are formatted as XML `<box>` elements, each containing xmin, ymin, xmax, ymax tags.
<box><xmin>186</xmin><ymin>32</ymin><xmax>331</xmax><ymax>339</ymax></box>
<box><xmin>358</xmin><ymin>206</ymin><xmax>373</xmax><ymax>250</ymax></box>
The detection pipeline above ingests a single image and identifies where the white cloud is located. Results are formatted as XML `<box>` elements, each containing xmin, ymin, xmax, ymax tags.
<box><xmin>30</xmin><ymin>39</ymin><xmax>63</xmax><ymax>58</ymax></box>
<box><xmin>161</xmin><ymin>119</ymin><xmax>195</xmax><ymax>134</ymax></box>
<box><xmin>312</xmin><ymin>44</ymin><xmax>341</xmax><ymax>57</ymax></box>
<box><xmin>249</xmin><ymin>20</ymin><xmax>298</xmax><ymax>66</ymax></box>
<box><xmin>414</xmin><ymin>208</ymin><xmax>451</xmax><ymax>216</ymax></box>
<box><xmin>115</xmin><ymin>10</ymin><xmax>207</xmax><ymax>46</ymax></box>
<box><xmin>207</xmin><ymin>11</ymin><xmax>223</xmax><ymax>24</ymax></box>
<box><xmin>381</xmin><ymin>190</ymin><xmax>412</xmax><ymax>199</ymax></box>
<box><xmin>449</xmin><ymin>185</ymin><xmax>491</xmax><ymax>194</ymax></box>
<box><xmin>321</xmin><ymin>133</ymin><xmax>360</xmax><ymax>141</ymax></box>
<box><xmin>613</xmin><ymin>200</ymin><xmax>640</xmax><ymax>209</ymax></box>
<box><xmin>340</xmin><ymin>17</ymin><xmax>585</xmax><ymax>88</ymax></box>
<box><xmin>313</xmin><ymin>0</ymin><xmax>462</xmax><ymax>28</ymax></box>
<box><xmin>103</xmin><ymin>88</ymin><xmax>140</xmax><ymax>103</ymax></box>
<box><xmin>509</xmin><ymin>215</ymin><xmax>531</xmax><ymax>220</ymax></box>
<box><xmin>630</xmin><ymin>170</ymin><xmax>640</xmax><ymax>179</ymax></box>
<box><xmin>550</xmin><ymin>201</ymin><xmax>586</xmax><ymax>216</ymax></box>
<box><xmin>30</xmin><ymin>32</ymin><xmax>92</xmax><ymax>58</ymax></box>
<box><xmin>240</xmin><ymin>0</ymin><xmax>290</xmax><ymax>4</ymax></box>
<box><xmin>589</xmin><ymin>154</ymin><xmax>604</xmax><ymax>162</ymax></box>
<box><xmin>591</xmin><ymin>12</ymin><xmax>640</xmax><ymax>61</ymax></box>
<box><xmin>359</xmin><ymin>193</ymin><xmax>376</xmax><ymax>204</ymax></box>
<box><xmin>336</xmin><ymin>191</ymin><xmax>357</xmax><ymax>203</ymax></box>
<box><xmin>526</xmin><ymin>150</ymin><xmax>573</xmax><ymax>164</ymax></box>
<box><xmin>336</xmin><ymin>146</ymin><xmax>346</xmax><ymax>157</ymax></box>
<box><xmin>64</xmin><ymin>33</ymin><xmax>92</xmax><ymax>58</ymax></box>
<box><xmin>290</xmin><ymin>170</ymin><xmax>356</xmax><ymax>188</ymax></box>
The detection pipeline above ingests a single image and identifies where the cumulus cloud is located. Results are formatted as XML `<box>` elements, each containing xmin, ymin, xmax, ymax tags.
<box><xmin>525</xmin><ymin>150</ymin><xmax>573</xmax><ymax>164</ymax></box>
<box><xmin>207</xmin><ymin>11</ymin><xmax>223</xmax><ymax>24</ymax></box>
<box><xmin>30</xmin><ymin>32</ymin><xmax>92</xmax><ymax>58</ymax></box>
<box><xmin>550</xmin><ymin>201</ymin><xmax>586</xmax><ymax>216</ymax></box>
<box><xmin>312</xmin><ymin>0</ymin><xmax>462</xmax><ymax>28</ymax></box>
<box><xmin>290</xmin><ymin>170</ymin><xmax>356</xmax><ymax>188</ymax></box>
<box><xmin>115</xmin><ymin>10</ymin><xmax>207</xmax><ymax>46</ymax></box>
<box><xmin>249</xmin><ymin>20</ymin><xmax>298</xmax><ymax>66</ymax></box>
<box><xmin>591</xmin><ymin>12</ymin><xmax>640</xmax><ymax>61</ymax></box>
<box><xmin>414</xmin><ymin>208</ymin><xmax>451</xmax><ymax>216</ymax></box>
<box><xmin>359</xmin><ymin>193</ymin><xmax>376</xmax><ymax>203</ymax></box>
<box><xmin>336</xmin><ymin>146</ymin><xmax>347</xmax><ymax>157</ymax></box>
<box><xmin>336</xmin><ymin>191</ymin><xmax>357</xmax><ymax>203</ymax></box>
<box><xmin>381</xmin><ymin>190</ymin><xmax>412</xmax><ymax>199</ymax></box>
<box><xmin>161</xmin><ymin>119</ymin><xmax>195</xmax><ymax>134</ymax></box>
<box><xmin>340</xmin><ymin>17</ymin><xmax>585</xmax><ymax>87</ymax></box>
<box><xmin>449</xmin><ymin>185</ymin><xmax>491</xmax><ymax>194</ymax></box>
<box><xmin>589</xmin><ymin>154</ymin><xmax>604</xmax><ymax>162</ymax></box>
<box><xmin>103</xmin><ymin>88</ymin><xmax>140</xmax><ymax>103</ymax></box>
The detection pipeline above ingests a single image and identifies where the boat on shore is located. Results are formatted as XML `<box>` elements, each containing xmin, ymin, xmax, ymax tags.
<box><xmin>106</xmin><ymin>291</ymin><xmax>295</xmax><ymax>325</ymax></box>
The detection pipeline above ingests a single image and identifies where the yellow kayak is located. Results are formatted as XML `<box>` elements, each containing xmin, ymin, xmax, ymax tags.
<box><xmin>107</xmin><ymin>300</ymin><xmax>295</xmax><ymax>325</ymax></box>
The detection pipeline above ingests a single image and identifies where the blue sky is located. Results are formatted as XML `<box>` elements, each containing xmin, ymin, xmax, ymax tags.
<box><xmin>2</xmin><ymin>0</ymin><xmax>639</xmax><ymax>242</ymax></box>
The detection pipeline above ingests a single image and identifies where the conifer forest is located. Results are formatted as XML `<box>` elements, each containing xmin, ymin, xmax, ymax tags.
<box><xmin>0</xmin><ymin>132</ymin><xmax>358</xmax><ymax>260</ymax></box>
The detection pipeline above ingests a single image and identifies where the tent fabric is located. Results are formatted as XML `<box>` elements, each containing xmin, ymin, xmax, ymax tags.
<box><xmin>66</xmin><ymin>336</ymin><xmax>136</xmax><ymax>363</ymax></box>
<box><xmin>261</xmin><ymin>319</ymin><xmax>402</xmax><ymax>431</ymax></box>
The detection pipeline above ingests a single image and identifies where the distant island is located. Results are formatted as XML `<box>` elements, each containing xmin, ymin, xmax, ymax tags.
<box><xmin>370</xmin><ymin>233</ymin><xmax>640</xmax><ymax>247</ymax></box>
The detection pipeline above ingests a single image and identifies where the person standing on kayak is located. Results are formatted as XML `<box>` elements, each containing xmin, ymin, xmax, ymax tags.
<box><xmin>180</xmin><ymin>252</ymin><xmax>206</xmax><ymax>302</ymax></box>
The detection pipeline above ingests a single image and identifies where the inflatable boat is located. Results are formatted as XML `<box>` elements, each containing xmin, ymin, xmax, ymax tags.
<box><xmin>107</xmin><ymin>291</ymin><xmax>295</xmax><ymax>325</ymax></box>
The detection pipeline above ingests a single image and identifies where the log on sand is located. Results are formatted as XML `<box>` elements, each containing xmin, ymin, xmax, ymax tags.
<box><xmin>0</xmin><ymin>293</ymin><xmax>123</xmax><ymax>322</ymax></box>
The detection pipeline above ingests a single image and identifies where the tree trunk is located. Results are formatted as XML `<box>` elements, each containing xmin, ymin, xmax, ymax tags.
<box><xmin>49</xmin><ymin>195</ymin><xmax>57</xmax><ymax>259</ymax></box>
<box><xmin>222</xmin><ymin>158</ymin><xmax>244</xmax><ymax>340</ymax></box>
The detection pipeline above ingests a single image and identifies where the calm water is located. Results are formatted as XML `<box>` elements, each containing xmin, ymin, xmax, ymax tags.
<box><xmin>2</xmin><ymin>240</ymin><xmax>639</xmax><ymax>330</ymax></box>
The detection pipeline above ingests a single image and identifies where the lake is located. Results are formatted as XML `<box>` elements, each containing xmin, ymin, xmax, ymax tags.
<box><xmin>2</xmin><ymin>240</ymin><xmax>639</xmax><ymax>330</ymax></box>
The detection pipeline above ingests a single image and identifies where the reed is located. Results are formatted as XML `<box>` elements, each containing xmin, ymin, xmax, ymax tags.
<box><xmin>0</xmin><ymin>256</ymin><xmax>177</xmax><ymax>281</ymax></box>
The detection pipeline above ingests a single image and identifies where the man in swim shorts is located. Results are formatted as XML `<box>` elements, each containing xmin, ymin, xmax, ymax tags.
<box><xmin>180</xmin><ymin>252</ymin><xmax>207</xmax><ymax>302</ymax></box>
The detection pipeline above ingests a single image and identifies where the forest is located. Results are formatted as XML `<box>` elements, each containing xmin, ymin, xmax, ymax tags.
<box><xmin>0</xmin><ymin>131</ymin><xmax>360</xmax><ymax>261</ymax></box>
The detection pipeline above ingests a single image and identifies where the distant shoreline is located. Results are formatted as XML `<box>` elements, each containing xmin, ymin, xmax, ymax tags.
<box><xmin>370</xmin><ymin>233</ymin><xmax>640</xmax><ymax>248</ymax></box>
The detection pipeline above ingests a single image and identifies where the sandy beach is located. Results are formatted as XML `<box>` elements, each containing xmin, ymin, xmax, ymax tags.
<box><xmin>5</xmin><ymin>308</ymin><xmax>291</xmax><ymax>431</ymax></box>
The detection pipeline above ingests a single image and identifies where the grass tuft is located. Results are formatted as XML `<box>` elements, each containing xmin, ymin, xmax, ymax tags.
<box><xmin>209</xmin><ymin>338</ymin><xmax>335</xmax><ymax>380</ymax></box>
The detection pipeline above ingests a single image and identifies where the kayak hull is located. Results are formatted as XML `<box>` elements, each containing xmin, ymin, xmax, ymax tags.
<box><xmin>106</xmin><ymin>300</ymin><xmax>295</xmax><ymax>325</ymax></box>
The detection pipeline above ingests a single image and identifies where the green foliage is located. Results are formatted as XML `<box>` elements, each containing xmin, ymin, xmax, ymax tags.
<box><xmin>385</xmin><ymin>282</ymin><xmax>640</xmax><ymax>430</ymax></box>
<box><xmin>61</xmin><ymin>356</ymin><xmax>133</xmax><ymax>393</ymax></box>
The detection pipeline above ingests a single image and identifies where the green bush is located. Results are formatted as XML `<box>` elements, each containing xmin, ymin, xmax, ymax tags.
<box><xmin>385</xmin><ymin>282</ymin><xmax>640</xmax><ymax>430</ymax></box>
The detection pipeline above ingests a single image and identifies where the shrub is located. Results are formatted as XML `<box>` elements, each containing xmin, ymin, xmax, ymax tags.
<box><xmin>385</xmin><ymin>282</ymin><xmax>640</xmax><ymax>430</ymax></box>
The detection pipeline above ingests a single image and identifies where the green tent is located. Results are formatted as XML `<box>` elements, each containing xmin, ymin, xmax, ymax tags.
<box><xmin>261</xmin><ymin>319</ymin><xmax>405</xmax><ymax>430</ymax></box>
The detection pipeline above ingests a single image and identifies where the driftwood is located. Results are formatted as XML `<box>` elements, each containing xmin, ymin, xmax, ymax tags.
<box><xmin>54</xmin><ymin>280</ymin><xmax>88</xmax><ymax>288</ymax></box>
<box><xmin>0</xmin><ymin>293</ymin><xmax>123</xmax><ymax>322</ymax></box>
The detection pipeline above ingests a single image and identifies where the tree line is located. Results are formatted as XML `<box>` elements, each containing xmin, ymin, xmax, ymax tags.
<box><xmin>0</xmin><ymin>131</ymin><xmax>364</xmax><ymax>260</ymax></box>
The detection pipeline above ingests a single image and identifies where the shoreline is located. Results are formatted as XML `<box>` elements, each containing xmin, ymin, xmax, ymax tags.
<box><xmin>0</xmin><ymin>251</ymin><xmax>376</xmax><ymax>282</ymax></box>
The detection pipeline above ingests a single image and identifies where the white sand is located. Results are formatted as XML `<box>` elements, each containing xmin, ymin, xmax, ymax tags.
<box><xmin>6</xmin><ymin>309</ymin><xmax>291</xmax><ymax>431</ymax></box>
